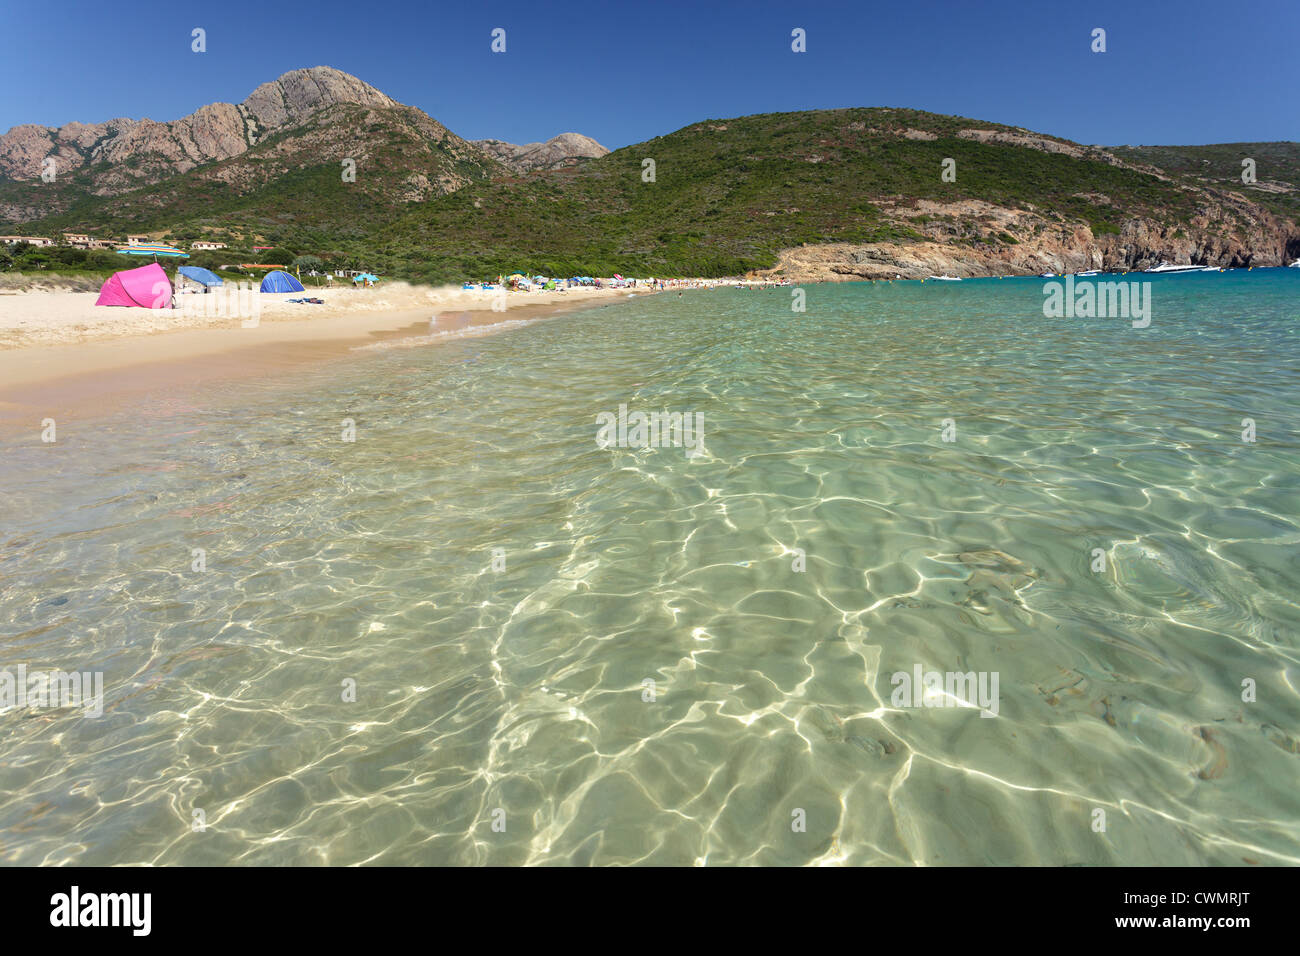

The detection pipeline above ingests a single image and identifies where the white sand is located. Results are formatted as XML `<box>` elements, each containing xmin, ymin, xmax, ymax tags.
<box><xmin>0</xmin><ymin>281</ymin><xmax>654</xmax><ymax>428</ymax></box>
<box><xmin>0</xmin><ymin>281</ymin><xmax>628</xmax><ymax>350</ymax></box>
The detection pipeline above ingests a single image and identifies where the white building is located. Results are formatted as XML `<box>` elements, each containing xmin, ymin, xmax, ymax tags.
<box><xmin>62</xmin><ymin>233</ymin><xmax>114</xmax><ymax>249</ymax></box>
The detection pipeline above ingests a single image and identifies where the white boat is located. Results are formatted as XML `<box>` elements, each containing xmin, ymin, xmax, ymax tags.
<box><xmin>1074</xmin><ymin>270</ymin><xmax>1101</xmax><ymax>277</ymax></box>
<box><xmin>1289</xmin><ymin>260</ymin><xmax>1299</xmax><ymax>268</ymax></box>
<box><xmin>1145</xmin><ymin>261</ymin><xmax>1204</xmax><ymax>274</ymax></box>
<box><xmin>926</xmin><ymin>275</ymin><xmax>961</xmax><ymax>281</ymax></box>
<box><xmin>1039</xmin><ymin>272</ymin><xmax>1056</xmax><ymax>278</ymax></box>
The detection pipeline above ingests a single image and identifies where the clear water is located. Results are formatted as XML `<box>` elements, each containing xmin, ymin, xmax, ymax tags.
<box><xmin>1</xmin><ymin>270</ymin><xmax>1298</xmax><ymax>865</ymax></box>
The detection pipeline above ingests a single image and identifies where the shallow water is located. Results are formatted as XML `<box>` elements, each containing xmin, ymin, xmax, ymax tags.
<box><xmin>1</xmin><ymin>270</ymin><xmax>1298</xmax><ymax>865</ymax></box>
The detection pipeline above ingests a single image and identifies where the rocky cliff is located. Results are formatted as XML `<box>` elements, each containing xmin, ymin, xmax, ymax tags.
<box><xmin>761</xmin><ymin>193</ymin><xmax>1298</xmax><ymax>281</ymax></box>
<box><xmin>0</xmin><ymin>66</ymin><xmax>398</xmax><ymax>192</ymax></box>
<box><xmin>750</xmin><ymin>130</ymin><xmax>1299</xmax><ymax>281</ymax></box>
<box><xmin>0</xmin><ymin>69</ymin><xmax>610</xmax><ymax>223</ymax></box>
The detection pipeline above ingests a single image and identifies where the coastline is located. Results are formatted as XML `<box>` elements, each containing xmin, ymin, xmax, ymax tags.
<box><xmin>0</xmin><ymin>284</ymin><xmax>637</xmax><ymax>427</ymax></box>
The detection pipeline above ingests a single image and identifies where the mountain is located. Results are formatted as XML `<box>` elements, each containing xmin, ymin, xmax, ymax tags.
<box><xmin>375</xmin><ymin>109</ymin><xmax>1300</xmax><ymax>281</ymax></box>
<box><xmin>472</xmin><ymin>133</ymin><xmax>610</xmax><ymax>173</ymax></box>
<box><xmin>0</xmin><ymin>67</ymin><xmax>504</xmax><ymax>236</ymax></box>
<box><xmin>2</xmin><ymin>71</ymin><xmax>1296</xmax><ymax>283</ymax></box>
<box><xmin>0</xmin><ymin>68</ymin><xmax>398</xmax><ymax>207</ymax></box>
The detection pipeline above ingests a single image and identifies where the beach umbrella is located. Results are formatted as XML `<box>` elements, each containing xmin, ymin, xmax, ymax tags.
<box><xmin>116</xmin><ymin>244</ymin><xmax>189</xmax><ymax>259</ymax></box>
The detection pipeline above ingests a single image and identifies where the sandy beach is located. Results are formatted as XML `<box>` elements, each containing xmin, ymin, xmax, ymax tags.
<box><xmin>0</xmin><ymin>280</ymin><xmax>633</xmax><ymax>350</ymax></box>
<box><xmin>0</xmin><ymin>281</ymin><xmax>636</xmax><ymax>425</ymax></box>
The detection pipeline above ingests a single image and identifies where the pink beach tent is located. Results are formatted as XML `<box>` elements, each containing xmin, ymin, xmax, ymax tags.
<box><xmin>95</xmin><ymin>262</ymin><xmax>173</xmax><ymax>308</ymax></box>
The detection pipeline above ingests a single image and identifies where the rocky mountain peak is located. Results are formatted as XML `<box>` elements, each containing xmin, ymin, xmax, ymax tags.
<box><xmin>473</xmin><ymin>132</ymin><xmax>610</xmax><ymax>173</ymax></box>
<box><xmin>240</xmin><ymin>66</ymin><xmax>397</xmax><ymax>131</ymax></box>
<box><xmin>0</xmin><ymin>66</ymin><xmax>400</xmax><ymax>186</ymax></box>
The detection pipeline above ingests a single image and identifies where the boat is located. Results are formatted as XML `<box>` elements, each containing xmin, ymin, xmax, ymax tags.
<box><xmin>927</xmin><ymin>275</ymin><xmax>961</xmax><ymax>281</ymax></box>
<box><xmin>1039</xmin><ymin>272</ymin><xmax>1056</xmax><ymax>278</ymax></box>
<box><xmin>1074</xmin><ymin>270</ymin><xmax>1101</xmax><ymax>277</ymax></box>
<box><xmin>1145</xmin><ymin>262</ymin><xmax>1205</xmax><ymax>274</ymax></box>
<box><xmin>1288</xmin><ymin>260</ymin><xmax>1299</xmax><ymax>268</ymax></box>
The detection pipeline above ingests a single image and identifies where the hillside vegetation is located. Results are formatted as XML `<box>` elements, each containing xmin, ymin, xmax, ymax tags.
<box><xmin>375</xmin><ymin>108</ymin><xmax>1221</xmax><ymax>281</ymax></box>
<box><xmin>1110</xmin><ymin>142</ymin><xmax>1300</xmax><ymax>221</ymax></box>
<box><xmin>5</xmin><ymin>95</ymin><xmax>1297</xmax><ymax>283</ymax></box>
<box><xmin>5</xmin><ymin>102</ymin><xmax>500</xmax><ymax>249</ymax></box>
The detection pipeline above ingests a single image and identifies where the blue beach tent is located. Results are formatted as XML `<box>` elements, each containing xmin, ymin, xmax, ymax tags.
<box><xmin>178</xmin><ymin>265</ymin><xmax>223</xmax><ymax>287</ymax></box>
<box><xmin>259</xmin><ymin>270</ymin><xmax>305</xmax><ymax>293</ymax></box>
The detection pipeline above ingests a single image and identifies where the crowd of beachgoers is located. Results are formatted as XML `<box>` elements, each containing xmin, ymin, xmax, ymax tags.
<box><xmin>463</xmin><ymin>273</ymin><xmax>794</xmax><ymax>293</ymax></box>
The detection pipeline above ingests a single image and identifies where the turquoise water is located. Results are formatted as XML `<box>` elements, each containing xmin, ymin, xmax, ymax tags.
<box><xmin>1</xmin><ymin>269</ymin><xmax>1297</xmax><ymax>865</ymax></box>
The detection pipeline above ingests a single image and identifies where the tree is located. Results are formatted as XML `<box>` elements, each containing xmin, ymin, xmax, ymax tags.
<box><xmin>292</xmin><ymin>255</ymin><xmax>324</xmax><ymax>273</ymax></box>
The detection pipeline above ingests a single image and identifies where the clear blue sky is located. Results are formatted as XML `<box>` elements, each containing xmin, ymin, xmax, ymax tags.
<box><xmin>2</xmin><ymin>0</ymin><xmax>1295</xmax><ymax>149</ymax></box>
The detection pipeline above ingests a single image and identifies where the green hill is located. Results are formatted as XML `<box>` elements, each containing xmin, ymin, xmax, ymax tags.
<box><xmin>2</xmin><ymin>101</ymin><xmax>502</xmax><ymax>257</ymax></box>
<box><xmin>374</xmin><ymin>108</ymin><xmax>1225</xmax><ymax>281</ymax></box>
<box><xmin>1109</xmin><ymin>142</ymin><xmax>1300</xmax><ymax>222</ymax></box>
<box><xmin>6</xmin><ymin>102</ymin><xmax>1297</xmax><ymax>283</ymax></box>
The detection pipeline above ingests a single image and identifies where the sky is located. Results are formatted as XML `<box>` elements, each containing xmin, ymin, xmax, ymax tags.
<box><xmin>1</xmin><ymin>0</ymin><xmax>1295</xmax><ymax>150</ymax></box>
